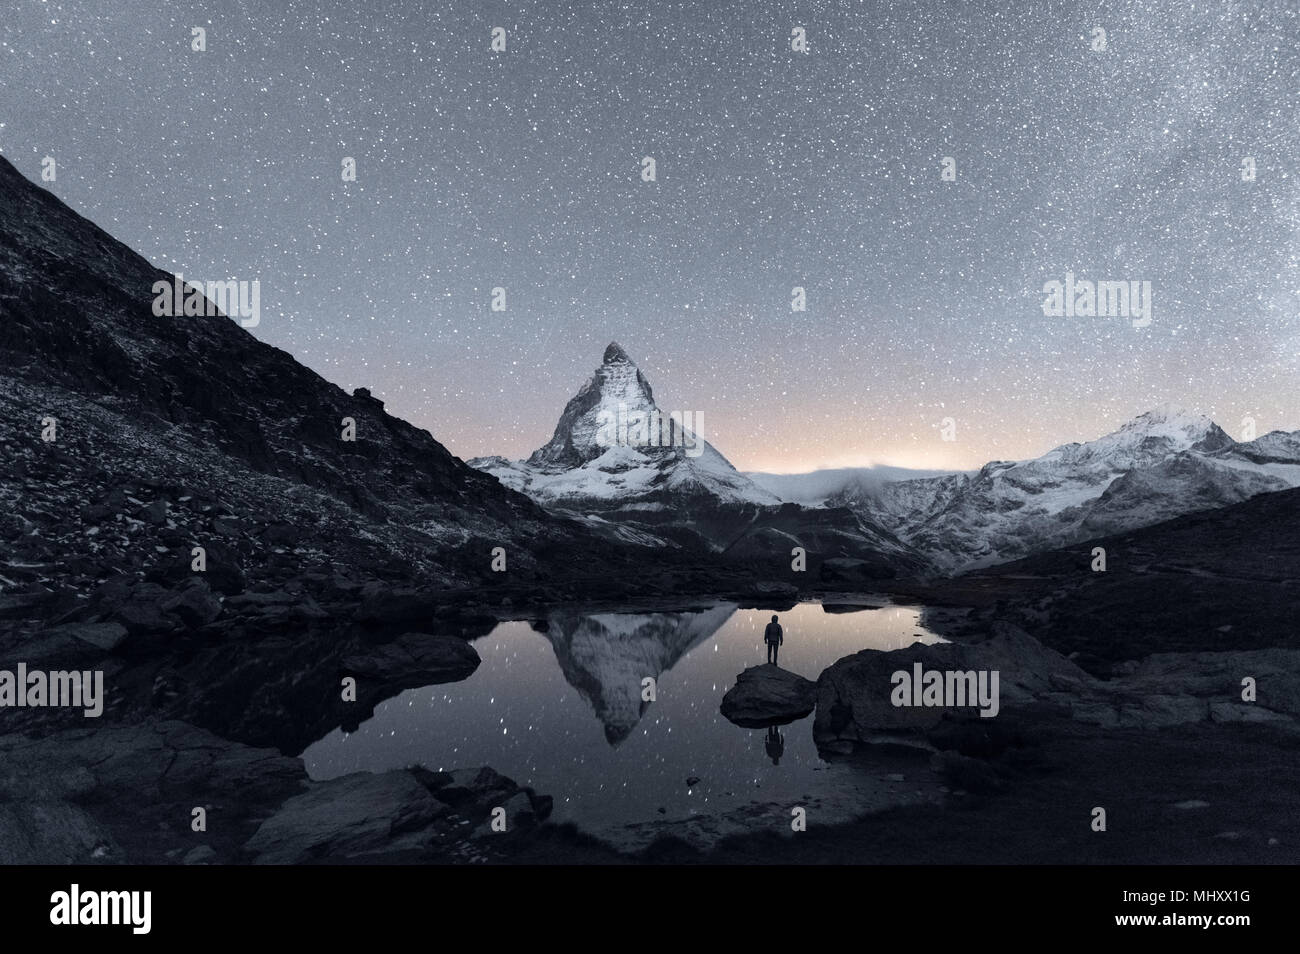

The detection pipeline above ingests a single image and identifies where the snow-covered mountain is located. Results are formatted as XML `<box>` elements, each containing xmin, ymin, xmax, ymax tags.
<box><xmin>842</xmin><ymin>406</ymin><xmax>1300</xmax><ymax>573</ymax></box>
<box><xmin>473</xmin><ymin>344</ymin><xmax>1296</xmax><ymax>579</ymax></box>
<box><xmin>471</xmin><ymin>344</ymin><xmax>929</xmax><ymax>575</ymax></box>
<box><xmin>472</xmin><ymin>342</ymin><xmax>778</xmax><ymax>510</ymax></box>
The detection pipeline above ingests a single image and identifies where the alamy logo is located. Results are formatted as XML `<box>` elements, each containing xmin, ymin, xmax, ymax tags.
<box><xmin>50</xmin><ymin>885</ymin><xmax>151</xmax><ymax>934</ymax></box>
<box><xmin>0</xmin><ymin>665</ymin><xmax>103</xmax><ymax>717</ymax></box>
<box><xmin>151</xmin><ymin>272</ymin><xmax>260</xmax><ymax>327</ymax></box>
<box><xmin>890</xmin><ymin>663</ymin><xmax>1000</xmax><ymax>718</ymax></box>
<box><xmin>595</xmin><ymin>403</ymin><xmax>704</xmax><ymax>458</ymax></box>
<box><xmin>1041</xmin><ymin>271</ymin><xmax>1152</xmax><ymax>328</ymax></box>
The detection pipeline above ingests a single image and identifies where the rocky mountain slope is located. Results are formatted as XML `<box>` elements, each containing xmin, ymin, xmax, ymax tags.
<box><xmin>944</xmin><ymin>483</ymin><xmax>1300</xmax><ymax>672</ymax></box>
<box><xmin>0</xmin><ymin>154</ymin><xmax>682</xmax><ymax>627</ymax></box>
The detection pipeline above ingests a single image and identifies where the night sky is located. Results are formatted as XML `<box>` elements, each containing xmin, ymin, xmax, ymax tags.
<box><xmin>3</xmin><ymin>0</ymin><xmax>1297</xmax><ymax>472</ymax></box>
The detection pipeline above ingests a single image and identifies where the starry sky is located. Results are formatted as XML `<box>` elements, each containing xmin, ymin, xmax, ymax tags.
<box><xmin>3</xmin><ymin>0</ymin><xmax>1297</xmax><ymax>472</ymax></box>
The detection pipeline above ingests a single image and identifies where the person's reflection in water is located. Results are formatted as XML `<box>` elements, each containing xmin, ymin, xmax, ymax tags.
<box><xmin>765</xmin><ymin>725</ymin><xmax>785</xmax><ymax>765</ymax></box>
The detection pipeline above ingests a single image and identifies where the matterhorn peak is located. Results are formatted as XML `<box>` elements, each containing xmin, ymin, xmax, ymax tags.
<box><xmin>525</xmin><ymin>342</ymin><xmax>658</xmax><ymax>469</ymax></box>
<box><xmin>603</xmin><ymin>341</ymin><xmax>632</xmax><ymax>365</ymax></box>
<box><xmin>488</xmin><ymin>344</ymin><xmax>779</xmax><ymax>508</ymax></box>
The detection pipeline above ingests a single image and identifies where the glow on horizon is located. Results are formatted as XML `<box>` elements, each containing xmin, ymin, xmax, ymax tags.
<box><xmin>415</xmin><ymin>394</ymin><xmax>1300</xmax><ymax>480</ymax></box>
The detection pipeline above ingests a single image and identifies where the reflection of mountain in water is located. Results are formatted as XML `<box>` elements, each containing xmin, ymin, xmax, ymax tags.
<box><xmin>539</xmin><ymin>604</ymin><xmax>736</xmax><ymax>744</ymax></box>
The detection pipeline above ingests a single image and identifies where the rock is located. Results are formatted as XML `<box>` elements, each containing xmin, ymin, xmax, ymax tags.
<box><xmin>48</xmin><ymin>621</ymin><xmax>129</xmax><ymax>653</ymax></box>
<box><xmin>0</xmin><ymin>800</ymin><xmax>113</xmax><ymax>865</ymax></box>
<box><xmin>434</xmin><ymin>766</ymin><xmax>552</xmax><ymax>838</ymax></box>
<box><xmin>200</xmin><ymin>542</ymin><xmax>247</xmax><ymax>596</ymax></box>
<box><xmin>471</xmin><ymin>789</ymin><xmax>547</xmax><ymax>839</ymax></box>
<box><xmin>436</xmin><ymin>767</ymin><xmax>519</xmax><ymax>812</ymax></box>
<box><xmin>0</xmin><ymin>590</ymin><xmax>57</xmax><ymax>620</ymax></box>
<box><xmin>814</xmin><ymin>623</ymin><xmax>1089</xmax><ymax>751</ymax></box>
<box><xmin>292</xmin><ymin>594</ymin><xmax>330</xmax><ymax>620</ymax></box>
<box><xmin>686</xmin><ymin>776</ymin><xmax>701</xmax><ymax>787</ymax></box>
<box><xmin>211</xmin><ymin>517</ymin><xmax>240</xmax><ymax>537</ymax></box>
<box><xmin>147</xmin><ymin>541</ymin><xmax>245</xmax><ymax>596</ymax></box>
<box><xmin>720</xmin><ymin>664</ymin><xmax>817</xmax><ymax>727</ymax></box>
<box><xmin>225</xmin><ymin>589</ymin><xmax>329</xmax><ymax>624</ymax></box>
<box><xmin>109</xmin><ymin>583</ymin><xmax>184</xmax><ymax>635</ymax></box>
<box><xmin>139</xmin><ymin>500</ymin><xmax>169</xmax><ymax>526</ymax></box>
<box><xmin>1067</xmin><ymin>648</ymin><xmax>1300</xmax><ymax>730</ymax></box>
<box><xmin>1124</xmin><ymin>649</ymin><xmax>1300</xmax><ymax>719</ymax></box>
<box><xmin>341</xmin><ymin>632</ymin><xmax>480</xmax><ymax>685</ymax></box>
<box><xmin>244</xmin><ymin>770</ymin><xmax>450</xmax><ymax>863</ymax></box>
<box><xmin>182</xmin><ymin>845</ymin><xmax>217</xmax><ymax>865</ymax></box>
<box><xmin>0</xmin><ymin>721</ymin><xmax>301</xmax><ymax>864</ymax></box>
<box><xmin>530</xmin><ymin>793</ymin><xmax>554</xmax><ymax>822</ymax></box>
<box><xmin>499</xmin><ymin>790</ymin><xmax>536</xmax><ymax>828</ymax></box>
<box><xmin>225</xmin><ymin>590</ymin><xmax>299</xmax><ymax>611</ymax></box>
<box><xmin>161</xmin><ymin>581</ymin><xmax>222</xmax><ymax>628</ymax></box>
<box><xmin>261</xmin><ymin>522</ymin><xmax>307</xmax><ymax>548</ymax></box>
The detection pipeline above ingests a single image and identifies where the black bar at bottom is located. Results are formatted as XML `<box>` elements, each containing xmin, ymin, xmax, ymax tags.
<box><xmin>1</xmin><ymin>863</ymin><xmax>1280</xmax><ymax>940</ymax></box>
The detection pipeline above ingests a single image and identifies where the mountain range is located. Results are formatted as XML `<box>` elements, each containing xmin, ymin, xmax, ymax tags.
<box><xmin>840</xmin><ymin>406</ymin><xmax>1300</xmax><ymax>573</ymax></box>
<box><xmin>472</xmin><ymin>343</ymin><xmax>1300</xmax><ymax>577</ymax></box>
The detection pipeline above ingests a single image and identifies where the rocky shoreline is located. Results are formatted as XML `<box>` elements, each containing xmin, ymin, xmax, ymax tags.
<box><xmin>6</xmin><ymin>568</ymin><xmax>1298</xmax><ymax>864</ymax></box>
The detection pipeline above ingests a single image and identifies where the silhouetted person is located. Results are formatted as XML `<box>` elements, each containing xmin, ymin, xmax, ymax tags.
<box><xmin>764</xmin><ymin>614</ymin><xmax>783</xmax><ymax>666</ymax></box>
<box><xmin>765</xmin><ymin>725</ymin><xmax>785</xmax><ymax>765</ymax></box>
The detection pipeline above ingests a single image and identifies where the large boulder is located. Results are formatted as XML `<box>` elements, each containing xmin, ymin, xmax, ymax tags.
<box><xmin>720</xmin><ymin>664</ymin><xmax>818</xmax><ymax>727</ymax></box>
<box><xmin>814</xmin><ymin>623</ymin><xmax>1089</xmax><ymax>751</ymax></box>
<box><xmin>0</xmin><ymin>720</ymin><xmax>303</xmax><ymax>864</ymax></box>
<box><xmin>244</xmin><ymin>770</ymin><xmax>452</xmax><ymax>863</ymax></box>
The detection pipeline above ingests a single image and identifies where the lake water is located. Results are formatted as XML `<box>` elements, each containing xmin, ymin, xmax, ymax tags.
<box><xmin>304</xmin><ymin>601</ymin><xmax>945</xmax><ymax>846</ymax></box>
